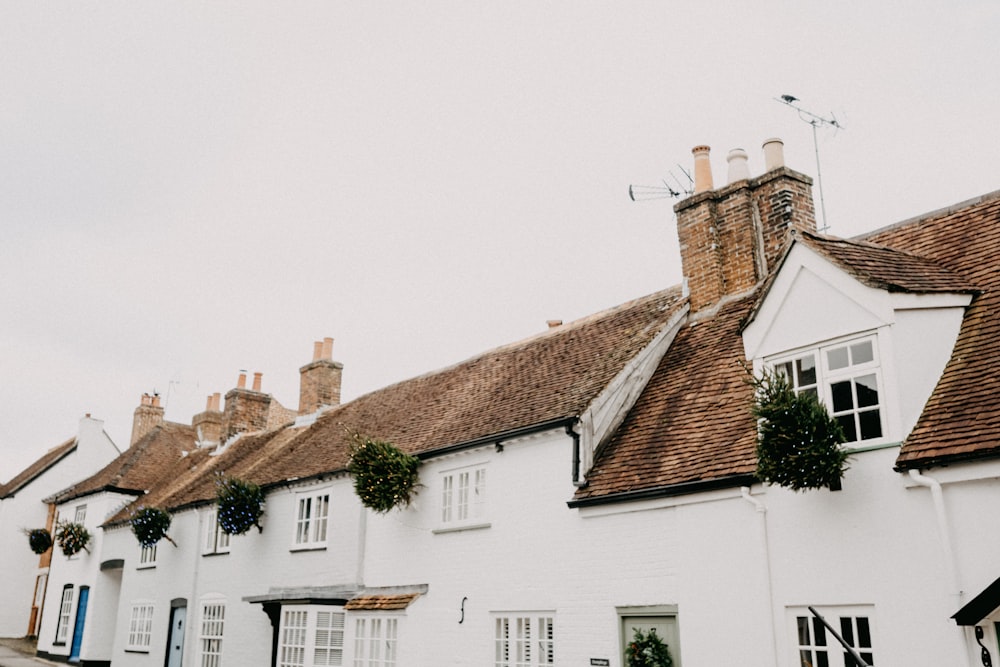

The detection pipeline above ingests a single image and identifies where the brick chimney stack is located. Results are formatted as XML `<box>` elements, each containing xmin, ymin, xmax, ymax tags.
<box><xmin>130</xmin><ymin>393</ymin><xmax>164</xmax><ymax>446</ymax></box>
<box><xmin>298</xmin><ymin>337</ymin><xmax>343</xmax><ymax>415</ymax></box>
<box><xmin>192</xmin><ymin>392</ymin><xmax>223</xmax><ymax>446</ymax></box>
<box><xmin>673</xmin><ymin>138</ymin><xmax>816</xmax><ymax>313</ymax></box>
<box><xmin>223</xmin><ymin>372</ymin><xmax>272</xmax><ymax>441</ymax></box>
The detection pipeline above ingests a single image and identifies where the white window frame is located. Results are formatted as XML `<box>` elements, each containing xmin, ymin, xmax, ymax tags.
<box><xmin>277</xmin><ymin>605</ymin><xmax>345</xmax><ymax>667</ymax></box>
<box><xmin>138</xmin><ymin>543</ymin><xmax>158</xmax><ymax>568</ymax></box>
<box><xmin>127</xmin><ymin>602</ymin><xmax>155</xmax><ymax>652</ymax></box>
<box><xmin>292</xmin><ymin>491</ymin><xmax>330</xmax><ymax>549</ymax></box>
<box><xmin>198</xmin><ymin>598</ymin><xmax>226</xmax><ymax>667</ymax></box>
<box><xmin>768</xmin><ymin>334</ymin><xmax>887</xmax><ymax>445</ymax></box>
<box><xmin>74</xmin><ymin>504</ymin><xmax>87</xmax><ymax>524</ymax></box>
<box><xmin>436</xmin><ymin>463</ymin><xmax>489</xmax><ymax>532</ymax></box>
<box><xmin>54</xmin><ymin>585</ymin><xmax>74</xmax><ymax>644</ymax></box>
<box><xmin>352</xmin><ymin>615</ymin><xmax>399</xmax><ymax>667</ymax></box>
<box><xmin>203</xmin><ymin>509</ymin><xmax>231</xmax><ymax>555</ymax></box>
<box><xmin>494</xmin><ymin>612</ymin><xmax>555</xmax><ymax>666</ymax></box>
<box><xmin>789</xmin><ymin>605</ymin><xmax>875</xmax><ymax>667</ymax></box>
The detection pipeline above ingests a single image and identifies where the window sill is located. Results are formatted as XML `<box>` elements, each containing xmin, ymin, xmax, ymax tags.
<box><xmin>432</xmin><ymin>522</ymin><xmax>491</xmax><ymax>534</ymax></box>
<box><xmin>201</xmin><ymin>551</ymin><xmax>231</xmax><ymax>558</ymax></box>
<box><xmin>125</xmin><ymin>649</ymin><xmax>151</xmax><ymax>654</ymax></box>
<box><xmin>289</xmin><ymin>544</ymin><xmax>328</xmax><ymax>552</ymax></box>
<box><xmin>136</xmin><ymin>564</ymin><xmax>156</xmax><ymax>570</ymax></box>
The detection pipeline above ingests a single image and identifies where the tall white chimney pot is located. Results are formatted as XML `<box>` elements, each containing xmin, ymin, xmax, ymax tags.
<box><xmin>726</xmin><ymin>148</ymin><xmax>751</xmax><ymax>183</ymax></box>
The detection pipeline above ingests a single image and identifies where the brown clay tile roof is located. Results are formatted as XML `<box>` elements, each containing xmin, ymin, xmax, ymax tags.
<box><xmin>344</xmin><ymin>594</ymin><xmax>420</xmax><ymax>611</ymax></box>
<box><xmin>861</xmin><ymin>190</ymin><xmax>1000</xmax><ymax>468</ymax></box>
<box><xmin>107</xmin><ymin>288</ymin><xmax>684</xmax><ymax>517</ymax></box>
<box><xmin>1</xmin><ymin>437</ymin><xmax>77</xmax><ymax>498</ymax></box>
<box><xmin>573</xmin><ymin>295</ymin><xmax>758</xmax><ymax>503</ymax></box>
<box><xmin>796</xmin><ymin>230</ymin><xmax>977</xmax><ymax>294</ymax></box>
<box><xmin>49</xmin><ymin>422</ymin><xmax>197</xmax><ymax>505</ymax></box>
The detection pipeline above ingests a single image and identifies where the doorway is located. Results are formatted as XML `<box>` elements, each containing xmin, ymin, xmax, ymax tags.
<box><xmin>165</xmin><ymin>600</ymin><xmax>187</xmax><ymax>667</ymax></box>
<box><xmin>619</xmin><ymin>606</ymin><xmax>681</xmax><ymax>666</ymax></box>
<box><xmin>69</xmin><ymin>586</ymin><xmax>89</xmax><ymax>663</ymax></box>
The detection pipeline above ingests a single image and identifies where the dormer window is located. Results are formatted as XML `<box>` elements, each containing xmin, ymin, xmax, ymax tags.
<box><xmin>770</xmin><ymin>335</ymin><xmax>884</xmax><ymax>444</ymax></box>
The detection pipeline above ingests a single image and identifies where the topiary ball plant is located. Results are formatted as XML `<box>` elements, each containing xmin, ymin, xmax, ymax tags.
<box><xmin>347</xmin><ymin>435</ymin><xmax>421</xmax><ymax>513</ymax></box>
<box><xmin>130</xmin><ymin>507</ymin><xmax>176</xmax><ymax>547</ymax></box>
<box><xmin>55</xmin><ymin>521</ymin><xmax>91</xmax><ymax>557</ymax></box>
<box><xmin>216</xmin><ymin>475</ymin><xmax>265</xmax><ymax>535</ymax></box>
<box><xmin>25</xmin><ymin>528</ymin><xmax>53</xmax><ymax>555</ymax></box>
<box><xmin>626</xmin><ymin>628</ymin><xmax>673</xmax><ymax>667</ymax></box>
<box><xmin>751</xmin><ymin>367</ymin><xmax>850</xmax><ymax>491</ymax></box>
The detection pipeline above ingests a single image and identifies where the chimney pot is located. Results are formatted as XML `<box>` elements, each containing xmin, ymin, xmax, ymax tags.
<box><xmin>152</xmin><ymin>395</ymin><xmax>161</xmax><ymax>408</ymax></box>
<box><xmin>692</xmin><ymin>145</ymin><xmax>714</xmax><ymax>193</ymax></box>
<box><xmin>762</xmin><ymin>138</ymin><xmax>785</xmax><ymax>171</ymax></box>
<box><xmin>546</xmin><ymin>320</ymin><xmax>563</xmax><ymax>329</ymax></box>
<box><xmin>312</xmin><ymin>341</ymin><xmax>323</xmax><ymax>362</ymax></box>
<box><xmin>726</xmin><ymin>148</ymin><xmax>751</xmax><ymax>183</ymax></box>
<box><xmin>212</xmin><ymin>392</ymin><xmax>221</xmax><ymax>411</ymax></box>
<box><xmin>252</xmin><ymin>372</ymin><xmax>263</xmax><ymax>393</ymax></box>
<box><xmin>322</xmin><ymin>337</ymin><xmax>334</xmax><ymax>360</ymax></box>
<box><xmin>237</xmin><ymin>372</ymin><xmax>247</xmax><ymax>390</ymax></box>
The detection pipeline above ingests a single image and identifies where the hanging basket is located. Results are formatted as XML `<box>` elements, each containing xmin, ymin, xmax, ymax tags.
<box><xmin>55</xmin><ymin>521</ymin><xmax>91</xmax><ymax>557</ymax></box>
<box><xmin>750</xmin><ymin>367</ymin><xmax>849</xmax><ymax>491</ymax></box>
<box><xmin>347</xmin><ymin>435</ymin><xmax>421</xmax><ymax>514</ymax></box>
<box><xmin>626</xmin><ymin>628</ymin><xmax>673</xmax><ymax>667</ymax></box>
<box><xmin>25</xmin><ymin>528</ymin><xmax>53</xmax><ymax>555</ymax></box>
<box><xmin>216</xmin><ymin>475</ymin><xmax>265</xmax><ymax>535</ymax></box>
<box><xmin>130</xmin><ymin>507</ymin><xmax>176</xmax><ymax>547</ymax></box>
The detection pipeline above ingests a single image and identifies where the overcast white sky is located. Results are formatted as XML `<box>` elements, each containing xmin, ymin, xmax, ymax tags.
<box><xmin>2</xmin><ymin>2</ymin><xmax>998</xmax><ymax>480</ymax></box>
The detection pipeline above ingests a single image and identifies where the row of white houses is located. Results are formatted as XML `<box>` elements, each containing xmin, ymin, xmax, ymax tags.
<box><xmin>7</xmin><ymin>140</ymin><xmax>1000</xmax><ymax>666</ymax></box>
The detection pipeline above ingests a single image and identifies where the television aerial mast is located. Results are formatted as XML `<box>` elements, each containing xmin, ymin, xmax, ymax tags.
<box><xmin>775</xmin><ymin>94</ymin><xmax>843</xmax><ymax>232</ymax></box>
<box><xmin>628</xmin><ymin>164</ymin><xmax>694</xmax><ymax>202</ymax></box>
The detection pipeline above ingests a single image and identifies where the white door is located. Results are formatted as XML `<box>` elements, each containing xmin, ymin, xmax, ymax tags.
<box><xmin>167</xmin><ymin>606</ymin><xmax>187</xmax><ymax>667</ymax></box>
<box><xmin>621</xmin><ymin>615</ymin><xmax>680</xmax><ymax>666</ymax></box>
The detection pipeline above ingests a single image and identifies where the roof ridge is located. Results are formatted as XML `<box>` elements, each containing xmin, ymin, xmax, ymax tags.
<box><xmin>856</xmin><ymin>188</ymin><xmax>1000</xmax><ymax>240</ymax></box>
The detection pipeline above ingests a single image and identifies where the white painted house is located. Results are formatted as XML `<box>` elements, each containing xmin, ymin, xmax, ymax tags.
<box><xmin>0</xmin><ymin>414</ymin><xmax>120</xmax><ymax>640</ymax></box>
<box><xmin>31</xmin><ymin>140</ymin><xmax>1000</xmax><ymax>667</ymax></box>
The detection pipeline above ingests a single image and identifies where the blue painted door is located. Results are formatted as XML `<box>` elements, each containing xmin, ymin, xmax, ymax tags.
<box><xmin>69</xmin><ymin>586</ymin><xmax>89</xmax><ymax>662</ymax></box>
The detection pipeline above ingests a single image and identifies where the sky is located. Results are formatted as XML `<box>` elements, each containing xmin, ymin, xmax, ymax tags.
<box><xmin>2</xmin><ymin>1</ymin><xmax>998</xmax><ymax>481</ymax></box>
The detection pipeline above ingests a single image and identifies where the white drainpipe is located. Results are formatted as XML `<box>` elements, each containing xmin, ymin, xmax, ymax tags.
<box><xmin>742</xmin><ymin>487</ymin><xmax>779</xmax><ymax>667</ymax></box>
<box><xmin>906</xmin><ymin>469</ymin><xmax>975</xmax><ymax>665</ymax></box>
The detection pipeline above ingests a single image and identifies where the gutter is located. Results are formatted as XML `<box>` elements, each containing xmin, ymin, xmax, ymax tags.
<box><xmin>567</xmin><ymin>474</ymin><xmax>756</xmax><ymax>508</ymax></box>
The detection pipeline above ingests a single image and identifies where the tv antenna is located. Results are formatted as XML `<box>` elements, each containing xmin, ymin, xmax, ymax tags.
<box><xmin>628</xmin><ymin>164</ymin><xmax>694</xmax><ymax>202</ymax></box>
<box><xmin>775</xmin><ymin>94</ymin><xmax>844</xmax><ymax>232</ymax></box>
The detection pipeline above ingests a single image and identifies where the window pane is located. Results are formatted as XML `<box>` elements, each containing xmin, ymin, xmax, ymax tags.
<box><xmin>827</xmin><ymin>346</ymin><xmax>849</xmax><ymax>370</ymax></box>
<box><xmin>855</xmin><ymin>375</ymin><xmax>879</xmax><ymax>408</ymax></box>
<box><xmin>859</xmin><ymin>410</ymin><xmax>883</xmax><ymax>440</ymax></box>
<box><xmin>777</xmin><ymin>361</ymin><xmax>793</xmax><ymax>381</ymax></box>
<box><xmin>856</xmin><ymin>616</ymin><xmax>872</xmax><ymax>648</ymax></box>
<box><xmin>797</xmin><ymin>617</ymin><xmax>810</xmax><ymax>645</ymax></box>
<box><xmin>817</xmin><ymin>651</ymin><xmax>829</xmax><ymax>667</ymax></box>
<box><xmin>831</xmin><ymin>380</ymin><xmax>855</xmax><ymax>412</ymax></box>
<box><xmin>813</xmin><ymin>617</ymin><xmax>826</xmax><ymax>646</ymax></box>
<box><xmin>839</xmin><ymin>617</ymin><xmax>854</xmax><ymax>646</ymax></box>
<box><xmin>797</xmin><ymin>356</ymin><xmax>817</xmax><ymax>387</ymax></box>
<box><xmin>837</xmin><ymin>414</ymin><xmax>858</xmax><ymax>442</ymax></box>
<box><xmin>851</xmin><ymin>341</ymin><xmax>874</xmax><ymax>365</ymax></box>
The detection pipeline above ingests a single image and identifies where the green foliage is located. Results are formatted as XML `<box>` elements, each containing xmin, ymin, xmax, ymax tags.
<box><xmin>347</xmin><ymin>435</ymin><xmax>421</xmax><ymax>513</ymax></box>
<box><xmin>55</xmin><ymin>521</ymin><xmax>91</xmax><ymax>557</ymax></box>
<box><xmin>626</xmin><ymin>628</ymin><xmax>673</xmax><ymax>667</ymax></box>
<box><xmin>130</xmin><ymin>507</ymin><xmax>174</xmax><ymax>547</ymax></box>
<box><xmin>24</xmin><ymin>528</ymin><xmax>52</xmax><ymax>555</ymax></box>
<box><xmin>751</xmin><ymin>368</ymin><xmax>849</xmax><ymax>491</ymax></box>
<box><xmin>216</xmin><ymin>475</ymin><xmax>265</xmax><ymax>535</ymax></box>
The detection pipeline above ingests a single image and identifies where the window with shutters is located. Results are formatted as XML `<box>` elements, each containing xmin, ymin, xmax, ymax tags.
<box><xmin>126</xmin><ymin>603</ymin><xmax>155</xmax><ymax>652</ymax></box>
<box><xmin>54</xmin><ymin>585</ymin><xmax>74</xmax><ymax>645</ymax></box>
<box><xmin>353</xmin><ymin>616</ymin><xmax>398</xmax><ymax>667</ymax></box>
<box><xmin>436</xmin><ymin>463</ymin><xmax>488</xmax><ymax>532</ymax></box>
<box><xmin>494</xmin><ymin>613</ymin><xmax>554</xmax><ymax>666</ymax></box>
<box><xmin>198</xmin><ymin>600</ymin><xmax>225</xmax><ymax>667</ymax></box>
<box><xmin>293</xmin><ymin>491</ymin><xmax>330</xmax><ymax>549</ymax></box>
<box><xmin>792</xmin><ymin>606</ymin><xmax>875</xmax><ymax>667</ymax></box>
<box><xmin>203</xmin><ymin>509</ymin><xmax>231</xmax><ymax>555</ymax></box>
<box><xmin>277</xmin><ymin>605</ymin><xmax>345</xmax><ymax>667</ymax></box>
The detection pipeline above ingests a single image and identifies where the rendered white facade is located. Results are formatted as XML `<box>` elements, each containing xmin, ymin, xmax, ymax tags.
<box><xmin>0</xmin><ymin>415</ymin><xmax>119</xmax><ymax>639</ymax></box>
